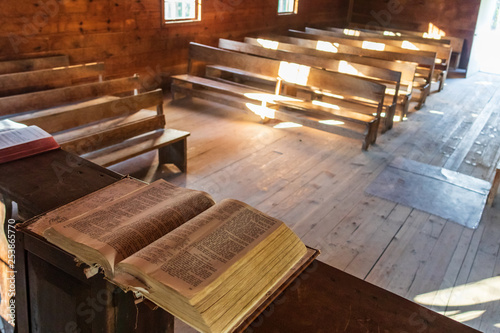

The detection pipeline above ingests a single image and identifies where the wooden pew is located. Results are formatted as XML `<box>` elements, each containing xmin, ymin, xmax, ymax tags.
<box><xmin>244</xmin><ymin>36</ymin><xmax>417</xmax><ymax>119</ymax></box>
<box><xmin>309</xmin><ymin>27</ymin><xmax>452</xmax><ymax>92</ymax></box>
<box><xmin>0</xmin><ymin>62</ymin><xmax>104</xmax><ymax>97</ymax></box>
<box><xmin>284</xmin><ymin>30</ymin><xmax>436</xmax><ymax>110</ymax></box>
<box><xmin>0</xmin><ymin>71</ymin><xmax>189</xmax><ymax>172</ymax></box>
<box><xmin>0</xmin><ymin>55</ymin><xmax>69</xmax><ymax>75</ymax></box>
<box><xmin>347</xmin><ymin>25</ymin><xmax>465</xmax><ymax>70</ymax></box>
<box><xmin>217</xmin><ymin>38</ymin><xmax>400</xmax><ymax>131</ymax></box>
<box><xmin>448</xmin><ymin>37</ymin><xmax>464</xmax><ymax>69</ymax></box>
<box><xmin>172</xmin><ymin>42</ymin><xmax>386</xmax><ymax>150</ymax></box>
<box><xmin>0</xmin><ymin>76</ymin><xmax>140</xmax><ymax>116</ymax></box>
<box><xmin>328</xmin><ymin>26</ymin><xmax>451</xmax><ymax>46</ymax></box>
<box><xmin>247</xmin><ymin>35</ymin><xmax>419</xmax><ymax>116</ymax></box>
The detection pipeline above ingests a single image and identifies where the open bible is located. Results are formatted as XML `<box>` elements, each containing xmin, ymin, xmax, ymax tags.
<box><xmin>0</xmin><ymin>122</ymin><xmax>59</xmax><ymax>164</ymax></box>
<box><xmin>41</xmin><ymin>179</ymin><xmax>313</xmax><ymax>333</ymax></box>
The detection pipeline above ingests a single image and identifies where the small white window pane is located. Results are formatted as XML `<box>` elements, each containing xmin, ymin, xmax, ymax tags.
<box><xmin>278</xmin><ymin>0</ymin><xmax>296</xmax><ymax>13</ymax></box>
<box><xmin>164</xmin><ymin>0</ymin><xmax>197</xmax><ymax>21</ymax></box>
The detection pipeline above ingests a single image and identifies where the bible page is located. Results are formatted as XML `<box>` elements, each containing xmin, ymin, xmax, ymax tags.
<box><xmin>114</xmin><ymin>199</ymin><xmax>283</xmax><ymax>296</ymax></box>
<box><xmin>26</xmin><ymin>177</ymin><xmax>147</xmax><ymax>236</ymax></box>
<box><xmin>44</xmin><ymin>179</ymin><xmax>215</xmax><ymax>272</ymax></box>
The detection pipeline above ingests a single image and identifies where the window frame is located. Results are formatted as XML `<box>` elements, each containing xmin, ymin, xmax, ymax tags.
<box><xmin>277</xmin><ymin>0</ymin><xmax>298</xmax><ymax>15</ymax></box>
<box><xmin>162</xmin><ymin>0</ymin><xmax>201</xmax><ymax>25</ymax></box>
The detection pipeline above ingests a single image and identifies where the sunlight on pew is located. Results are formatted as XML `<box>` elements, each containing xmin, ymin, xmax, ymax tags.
<box><xmin>401</xmin><ymin>40</ymin><xmax>420</xmax><ymax>50</ymax></box>
<box><xmin>423</xmin><ymin>32</ymin><xmax>443</xmax><ymax>39</ymax></box>
<box><xmin>312</xmin><ymin>100</ymin><xmax>340</xmax><ymax>110</ymax></box>
<box><xmin>315</xmin><ymin>91</ymin><xmax>344</xmax><ymax>99</ymax></box>
<box><xmin>243</xmin><ymin>93</ymin><xmax>301</xmax><ymax>104</ymax></box>
<box><xmin>428</xmin><ymin>22</ymin><xmax>446</xmax><ymax>38</ymax></box>
<box><xmin>372</xmin><ymin>112</ymin><xmax>404</xmax><ymax>123</ymax></box>
<box><xmin>495</xmin><ymin>323</ymin><xmax>500</xmax><ymax>328</ymax></box>
<box><xmin>319</xmin><ymin>120</ymin><xmax>345</xmax><ymax>126</ymax></box>
<box><xmin>315</xmin><ymin>41</ymin><xmax>339</xmax><ymax>53</ymax></box>
<box><xmin>51</xmin><ymin>62</ymin><xmax>100</xmax><ymax>71</ymax></box>
<box><xmin>362</xmin><ymin>41</ymin><xmax>385</xmax><ymax>51</ymax></box>
<box><xmin>245</xmin><ymin>103</ymin><xmax>276</xmax><ymax>119</ymax></box>
<box><xmin>343</xmin><ymin>29</ymin><xmax>360</xmax><ymax>36</ymax></box>
<box><xmin>274</xmin><ymin>122</ymin><xmax>302</xmax><ymax>129</ymax></box>
<box><xmin>383</xmin><ymin>31</ymin><xmax>401</xmax><ymax>36</ymax></box>
<box><xmin>256</xmin><ymin>38</ymin><xmax>279</xmax><ymax>50</ymax></box>
<box><xmin>338</xmin><ymin>60</ymin><xmax>361</xmax><ymax>76</ymax></box>
<box><xmin>278</xmin><ymin>62</ymin><xmax>311</xmax><ymax>86</ymax></box>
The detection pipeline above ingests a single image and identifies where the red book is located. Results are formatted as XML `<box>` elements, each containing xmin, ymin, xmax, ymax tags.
<box><xmin>0</xmin><ymin>125</ymin><xmax>59</xmax><ymax>164</ymax></box>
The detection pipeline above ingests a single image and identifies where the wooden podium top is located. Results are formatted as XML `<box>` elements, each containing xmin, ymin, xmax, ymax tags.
<box><xmin>0</xmin><ymin>148</ymin><xmax>121</xmax><ymax>217</ymax></box>
<box><xmin>243</xmin><ymin>259</ymin><xmax>480</xmax><ymax>332</ymax></box>
<box><xmin>0</xmin><ymin>149</ymin><xmax>479</xmax><ymax>333</ymax></box>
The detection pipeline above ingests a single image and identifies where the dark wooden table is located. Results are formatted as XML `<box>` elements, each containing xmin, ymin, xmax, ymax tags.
<box><xmin>0</xmin><ymin>149</ymin><xmax>173</xmax><ymax>333</ymax></box>
<box><xmin>243</xmin><ymin>259</ymin><xmax>480</xmax><ymax>332</ymax></box>
<box><xmin>0</xmin><ymin>149</ymin><xmax>480</xmax><ymax>333</ymax></box>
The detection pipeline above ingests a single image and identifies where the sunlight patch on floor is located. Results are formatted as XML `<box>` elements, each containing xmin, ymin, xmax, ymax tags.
<box><xmin>414</xmin><ymin>276</ymin><xmax>500</xmax><ymax>307</ymax></box>
<box><xmin>448</xmin><ymin>310</ymin><xmax>486</xmax><ymax>323</ymax></box>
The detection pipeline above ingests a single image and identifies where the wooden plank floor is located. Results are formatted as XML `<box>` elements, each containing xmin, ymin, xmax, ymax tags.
<box><xmin>109</xmin><ymin>72</ymin><xmax>500</xmax><ymax>333</ymax></box>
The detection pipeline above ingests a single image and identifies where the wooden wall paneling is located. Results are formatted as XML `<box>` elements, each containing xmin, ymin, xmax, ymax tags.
<box><xmin>0</xmin><ymin>0</ymin><xmax>349</xmax><ymax>85</ymax></box>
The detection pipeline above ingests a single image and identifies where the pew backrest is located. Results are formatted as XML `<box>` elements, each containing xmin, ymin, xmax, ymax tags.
<box><xmin>0</xmin><ymin>55</ymin><xmax>70</xmax><ymax>75</ymax></box>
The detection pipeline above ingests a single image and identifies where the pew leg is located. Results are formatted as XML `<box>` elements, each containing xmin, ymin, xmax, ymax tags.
<box><xmin>363</xmin><ymin>121</ymin><xmax>379</xmax><ymax>151</ymax></box>
<box><xmin>158</xmin><ymin>138</ymin><xmax>187</xmax><ymax>173</ymax></box>
<box><xmin>415</xmin><ymin>84</ymin><xmax>430</xmax><ymax>110</ymax></box>
<box><xmin>371</xmin><ymin>120</ymin><xmax>380</xmax><ymax>144</ymax></box>
<box><xmin>402</xmin><ymin>95</ymin><xmax>410</xmax><ymax>119</ymax></box>
<box><xmin>383</xmin><ymin>104</ymin><xmax>396</xmax><ymax>132</ymax></box>
<box><xmin>438</xmin><ymin>72</ymin><xmax>447</xmax><ymax>92</ymax></box>
<box><xmin>171</xmin><ymin>82</ymin><xmax>192</xmax><ymax>101</ymax></box>
<box><xmin>362</xmin><ymin>139</ymin><xmax>369</xmax><ymax>151</ymax></box>
<box><xmin>487</xmin><ymin>166</ymin><xmax>500</xmax><ymax>206</ymax></box>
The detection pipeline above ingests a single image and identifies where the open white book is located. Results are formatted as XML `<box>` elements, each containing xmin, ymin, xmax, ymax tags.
<box><xmin>38</xmin><ymin>179</ymin><xmax>313</xmax><ymax>333</ymax></box>
<box><xmin>0</xmin><ymin>121</ymin><xmax>59</xmax><ymax>164</ymax></box>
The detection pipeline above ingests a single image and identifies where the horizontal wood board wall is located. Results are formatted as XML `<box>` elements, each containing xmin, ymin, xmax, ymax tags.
<box><xmin>0</xmin><ymin>0</ymin><xmax>347</xmax><ymax>90</ymax></box>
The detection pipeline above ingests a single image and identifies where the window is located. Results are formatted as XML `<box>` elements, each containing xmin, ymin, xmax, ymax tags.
<box><xmin>164</xmin><ymin>0</ymin><xmax>200</xmax><ymax>23</ymax></box>
<box><xmin>278</xmin><ymin>0</ymin><xmax>297</xmax><ymax>14</ymax></box>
